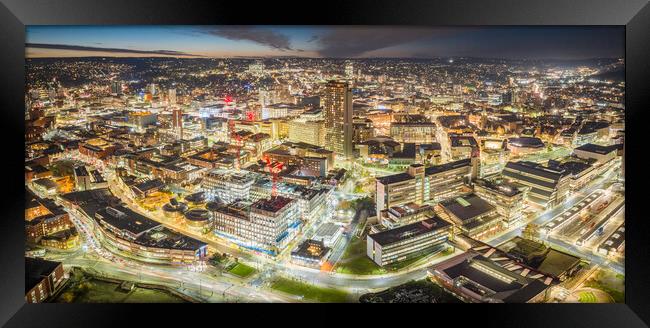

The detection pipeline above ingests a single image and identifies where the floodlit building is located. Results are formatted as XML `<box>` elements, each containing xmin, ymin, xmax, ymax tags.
<box><xmin>390</xmin><ymin>114</ymin><xmax>436</xmax><ymax>144</ymax></box>
<box><xmin>367</xmin><ymin>217</ymin><xmax>451</xmax><ymax>266</ymax></box>
<box><xmin>323</xmin><ymin>81</ymin><xmax>353</xmax><ymax>160</ymax></box>
<box><xmin>288</xmin><ymin>119</ymin><xmax>325</xmax><ymax>146</ymax></box>
<box><xmin>25</xmin><ymin>257</ymin><xmax>65</xmax><ymax>304</ymax></box>
<box><xmin>291</xmin><ymin>239</ymin><xmax>332</xmax><ymax>268</ymax></box>
<box><xmin>376</xmin><ymin>158</ymin><xmax>474</xmax><ymax>212</ymax></box>
<box><xmin>573</xmin><ymin>143</ymin><xmax>618</xmax><ymax>164</ymax></box>
<box><xmin>94</xmin><ymin>206</ymin><xmax>208</xmax><ymax>264</ymax></box>
<box><xmin>502</xmin><ymin>161</ymin><xmax>570</xmax><ymax>209</ymax></box>
<box><xmin>436</xmin><ymin>193</ymin><xmax>502</xmax><ymax>240</ymax></box>
<box><xmin>201</xmin><ymin>171</ymin><xmax>255</xmax><ymax>204</ymax></box>
<box><xmin>378</xmin><ymin>203</ymin><xmax>435</xmax><ymax>229</ymax></box>
<box><xmin>473</xmin><ymin>179</ymin><xmax>526</xmax><ymax>227</ymax></box>
<box><xmin>428</xmin><ymin>249</ymin><xmax>554</xmax><ymax>303</ymax></box>
<box><xmin>213</xmin><ymin>196</ymin><xmax>300</xmax><ymax>254</ymax></box>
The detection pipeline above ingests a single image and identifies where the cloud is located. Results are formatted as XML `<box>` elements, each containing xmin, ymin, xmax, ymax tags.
<box><xmin>25</xmin><ymin>43</ymin><xmax>201</xmax><ymax>57</ymax></box>
<box><xmin>312</xmin><ymin>27</ymin><xmax>446</xmax><ymax>57</ymax></box>
<box><xmin>201</xmin><ymin>27</ymin><xmax>294</xmax><ymax>51</ymax></box>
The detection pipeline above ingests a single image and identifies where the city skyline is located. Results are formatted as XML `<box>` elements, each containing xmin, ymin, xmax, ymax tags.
<box><xmin>24</xmin><ymin>26</ymin><xmax>625</xmax><ymax>304</ymax></box>
<box><xmin>26</xmin><ymin>26</ymin><xmax>624</xmax><ymax>60</ymax></box>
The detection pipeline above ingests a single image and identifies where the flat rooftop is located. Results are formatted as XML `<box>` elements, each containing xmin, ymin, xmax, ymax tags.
<box><xmin>504</xmin><ymin>161</ymin><xmax>565</xmax><ymax>182</ymax></box>
<box><xmin>369</xmin><ymin>216</ymin><xmax>450</xmax><ymax>246</ymax></box>
<box><xmin>25</xmin><ymin>257</ymin><xmax>61</xmax><ymax>293</ymax></box>
<box><xmin>474</xmin><ymin>179</ymin><xmax>522</xmax><ymax>197</ymax></box>
<box><xmin>439</xmin><ymin>193</ymin><xmax>496</xmax><ymax>222</ymax></box>
<box><xmin>251</xmin><ymin>196</ymin><xmax>294</xmax><ymax>214</ymax></box>
<box><xmin>376</xmin><ymin>172</ymin><xmax>413</xmax><ymax>185</ymax></box>
<box><xmin>425</xmin><ymin>158</ymin><xmax>471</xmax><ymax>176</ymax></box>
<box><xmin>575</xmin><ymin>143</ymin><xmax>618</xmax><ymax>155</ymax></box>
<box><xmin>95</xmin><ymin>206</ymin><xmax>161</xmax><ymax>235</ymax></box>
<box><xmin>291</xmin><ymin>239</ymin><xmax>331</xmax><ymax>260</ymax></box>
<box><xmin>508</xmin><ymin>137</ymin><xmax>544</xmax><ymax>148</ymax></box>
<box><xmin>135</xmin><ymin>226</ymin><xmax>207</xmax><ymax>251</ymax></box>
<box><xmin>430</xmin><ymin>248</ymin><xmax>553</xmax><ymax>303</ymax></box>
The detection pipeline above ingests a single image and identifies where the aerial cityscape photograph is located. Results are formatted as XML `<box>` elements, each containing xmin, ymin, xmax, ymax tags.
<box><xmin>24</xmin><ymin>26</ymin><xmax>625</xmax><ymax>304</ymax></box>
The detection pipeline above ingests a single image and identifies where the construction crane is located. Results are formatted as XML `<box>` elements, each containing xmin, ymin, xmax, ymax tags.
<box><xmin>228</xmin><ymin>119</ymin><xmax>242</xmax><ymax>171</ymax></box>
<box><xmin>263</xmin><ymin>156</ymin><xmax>284</xmax><ymax>197</ymax></box>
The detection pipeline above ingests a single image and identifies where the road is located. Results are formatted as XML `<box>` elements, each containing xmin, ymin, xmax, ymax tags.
<box><xmin>40</xmin><ymin>155</ymin><xmax>623</xmax><ymax>302</ymax></box>
<box><xmin>487</xmin><ymin>163</ymin><xmax>619</xmax><ymax>248</ymax></box>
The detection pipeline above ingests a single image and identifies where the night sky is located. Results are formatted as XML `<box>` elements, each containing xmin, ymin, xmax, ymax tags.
<box><xmin>25</xmin><ymin>26</ymin><xmax>624</xmax><ymax>60</ymax></box>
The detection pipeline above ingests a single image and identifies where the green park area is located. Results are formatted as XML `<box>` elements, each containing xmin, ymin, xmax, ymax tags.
<box><xmin>334</xmin><ymin>236</ymin><xmax>452</xmax><ymax>275</ymax></box>
<box><xmin>227</xmin><ymin>263</ymin><xmax>256</xmax><ymax>278</ymax></box>
<box><xmin>334</xmin><ymin>236</ymin><xmax>386</xmax><ymax>275</ymax></box>
<box><xmin>359</xmin><ymin>279</ymin><xmax>462</xmax><ymax>303</ymax></box>
<box><xmin>270</xmin><ymin>277</ymin><xmax>350</xmax><ymax>303</ymax></box>
<box><xmin>55</xmin><ymin>270</ymin><xmax>188</xmax><ymax>303</ymax></box>
<box><xmin>583</xmin><ymin>269</ymin><xmax>625</xmax><ymax>303</ymax></box>
<box><xmin>578</xmin><ymin>291</ymin><xmax>598</xmax><ymax>303</ymax></box>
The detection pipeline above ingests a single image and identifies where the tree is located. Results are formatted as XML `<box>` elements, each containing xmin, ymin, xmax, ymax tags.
<box><xmin>522</xmin><ymin>223</ymin><xmax>541</xmax><ymax>241</ymax></box>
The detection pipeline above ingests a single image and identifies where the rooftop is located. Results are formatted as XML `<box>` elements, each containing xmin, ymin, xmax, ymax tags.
<box><xmin>135</xmin><ymin>226</ymin><xmax>207</xmax><ymax>251</ymax></box>
<box><xmin>376</xmin><ymin>172</ymin><xmax>413</xmax><ymax>185</ymax></box>
<box><xmin>575</xmin><ymin>143</ymin><xmax>618</xmax><ymax>155</ymax></box>
<box><xmin>507</xmin><ymin>137</ymin><xmax>545</xmax><ymax>148</ymax></box>
<box><xmin>25</xmin><ymin>257</ymin><xmax>62</xmax><ymax>293</ymax></box>
<box><xmin>425</xmin><ymin>158</ymin><xmax>471</xmax><ymax>176</ymax></box>
<box><xmin>369</xmin><ymin>217</ymin><xmax>450</xmax><ymax>246</ymax></box>
<box><xmin>291</xmin><ymin>239</ymin><xmax>331</xmax><ymax>260</ymax></box>
<box><xmin>504</xmin><ymin>161</ymin><xmax>565</xmax><ymax>182</ymax></box>
<box><xmin>474</xmin><ymin>179</ymin><xmax>522</xmax><ymax>197</ymax></box>
<box><xmin>251</xmin><ymin>196</ymin><xmax>294</xmax><ymax>214</ymax></box>
<box><xmin>438</xmin><ymin>193</ymin><xmax>496</xmax><ymax>222</ymax></box>
<box><xmin>95</xmin><ymin>206</ymin><xmax>161</xmax><ymax>236</ymax></box>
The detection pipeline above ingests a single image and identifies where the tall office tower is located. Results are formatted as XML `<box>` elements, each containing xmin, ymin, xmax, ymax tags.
<box><xmin>345</xmin><ymin>61</ymin><xmax>354</xmax><ymax>78</ymax></box>
<box><xmin>168</xmin><ymin>88</ymin><xmax>177</xmax><ymax>105</ymax></box>
<box><xmin>323</xmin><ymin>81</ymin><xmax>353</xmax><ymax>160</ymax></box>
<box><xmin>111</xmin><ymin>81</ymin><xmax>122</xmax><ymax>95</ymax></box>
<box><xmin>172</xmin><ymin>108</ymin><xmax>183</xmax><ymax>140</ymax></box>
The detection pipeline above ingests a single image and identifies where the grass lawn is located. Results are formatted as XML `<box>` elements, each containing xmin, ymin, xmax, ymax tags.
<box><xmin>335</xmin><ymin>236</ymin><xmax>386</xmax><ymax>275</ymax></box>
<box><xmin>336</xmin><ymin>256</ymin><xmax>386</xmax><ymax>275</ymax></box>
<box><xmin>228</xmin><ymin>263</ymin><xmax>256</xmax><ymax>278</ymax></box>
<box><xmin>579</xmin><ymin>291</ymin><xmax>597</xmax><ymax>303</ymax></box>
<box><xmin>271</xmin><ymin>277</ymin><xmax>349</xmax><ymax>303</ymax></box>
<box><xmin>56</xmin><ymin>278</ymin><xmax>187</xmax><ymax>303</ymax></box>
<box><xmin>335</xmin><ymin>237</ymin><xmax>451</xmax><ymax>275</ymax></box>
<box><xmin>584</xmin><ymin>269</ymin><xmax>625</xmax><ymax>303</ymax></box>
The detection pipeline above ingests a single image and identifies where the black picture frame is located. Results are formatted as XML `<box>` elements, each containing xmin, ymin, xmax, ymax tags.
<box><xmin>1</xmin><ymin>0</ymin><xmax>649</xmax><ymax>327</ymax></box>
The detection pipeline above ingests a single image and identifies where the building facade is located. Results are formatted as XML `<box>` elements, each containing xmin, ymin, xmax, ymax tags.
<box><xmin>367</xmin><ymin>217</ymin><xmax>451</xmax><ymax>266</ymax></box>
<box><xmin>323</xmin><ymin>81</ymin><xmax>353</xmax><ymax>160</ymax></box>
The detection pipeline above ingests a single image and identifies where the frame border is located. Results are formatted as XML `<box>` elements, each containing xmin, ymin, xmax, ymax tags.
<box><xmin>1</xmin><ymin>0</ymin><xmax>648</xmax><ymax>327</ymax></box>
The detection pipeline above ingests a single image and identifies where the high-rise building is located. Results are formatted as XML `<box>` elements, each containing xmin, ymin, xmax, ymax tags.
<box><xmin>111</xmin><ymin>81</ymin><xmax>122</xmax><ymax>95</ymax></box>
<box><xmin>172</xmin><ymin>108</ymin><xmax>183</xmax><ymax>140</ymax></box>
<box><xmin>168</xmin><ymin>88</ymin><xmax>177</xmax><ymax>105</ymax></box>
<box><xmin>323</xmin><ymin>81</ymin><xmax>353</xmax><ymax>160</ymax></box>
<box><xmin>345</xmin><ymin>61</ymin><xmax>354</xmax><ymax>78</ymax></box>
